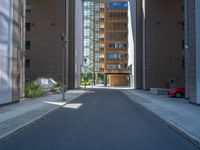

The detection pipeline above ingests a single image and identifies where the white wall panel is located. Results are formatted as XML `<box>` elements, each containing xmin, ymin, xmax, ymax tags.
<box><xmin>0</xmin><ymin>0</ymin><xmax>13</xmax><ymax>104</ymax></box>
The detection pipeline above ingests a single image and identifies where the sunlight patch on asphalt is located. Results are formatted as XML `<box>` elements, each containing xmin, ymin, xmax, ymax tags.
<box><xmin>43</xmin><ymin>101</ymin><xmax>66</xmax><ymax>106</ymax></box>
<box><xmin>63</xmin><ymin>103</ymin><xmax>83</xmax><ymax>109</ymax></box>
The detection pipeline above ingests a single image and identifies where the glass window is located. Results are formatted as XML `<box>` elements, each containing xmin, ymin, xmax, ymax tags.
<box><xmin>26</xmin><ymin>23</ymin><xmax>31</xmax><ymax>31</ymax></box>
<box><xmin>26</xmin><ymin>41</ymin><xmax>31</xmax><ymax>50</ymax></box>
<box><xmin>26</xmin><ymin>4</ymin><xmax>32</xmax><ymax>13</ymax></box>
<box><xmin>25</xmin><ymin>59</ymin><xmax>30</xmax><ymax>68</ymax></box>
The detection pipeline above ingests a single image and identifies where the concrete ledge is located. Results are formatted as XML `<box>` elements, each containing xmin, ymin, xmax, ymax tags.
<box><xmin>150</xmin><ymin>88</ymin><xmax>168</xmax><ymax>95</ymax></box>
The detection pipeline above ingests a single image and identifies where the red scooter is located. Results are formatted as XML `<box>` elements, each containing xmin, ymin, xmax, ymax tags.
<box><xmin>168</xmin><ymin>87</ymin><xmax>185</xmax><ymax>98</ymax></box>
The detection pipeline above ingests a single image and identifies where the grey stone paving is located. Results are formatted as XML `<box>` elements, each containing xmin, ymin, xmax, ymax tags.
<box><xmin>0</xmin><ymin>90</ymin><xmax>87</xmax><ymax>140</ymax></box>
<box><xmin>122</xmin><ymin>89</ymin><xmax>200</xmax><ymax>146</ymax></box>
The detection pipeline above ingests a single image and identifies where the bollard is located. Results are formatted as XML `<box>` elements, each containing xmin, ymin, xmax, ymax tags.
<box><xmin>61</xmin><ymin>87</ymin><xmax>65</xmax><ymax>100</ymax></box>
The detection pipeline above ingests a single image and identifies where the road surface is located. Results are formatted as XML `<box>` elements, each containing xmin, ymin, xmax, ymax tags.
<box><xmin>0</xmin><ymin>89</ymin><xmax>199</xmax><ymax>150</ymax></box>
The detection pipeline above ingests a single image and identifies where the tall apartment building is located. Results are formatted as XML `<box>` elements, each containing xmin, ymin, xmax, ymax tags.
<box><xmin>83</xmin><ymin>1</ymin><xmax>97</xmax><ymax>73</ymax></box>
<box><xmin>104</xmin><ymin>2</ymin><xmax>130</xmax><ymax>86</ymax></box>
<box><xmin>0</xmin><ymin>0</ymin><xmax>25</xmax><ymax>105</ymax></box>
<box><xmin>25</xmin><ymin>0</ymin><xmax>83</xmax><ymax>89</ymax></box>
<box><xmin>83</xmin><ymin>1</ymin><xmax>130</xmax><ymax>86</ymax></box>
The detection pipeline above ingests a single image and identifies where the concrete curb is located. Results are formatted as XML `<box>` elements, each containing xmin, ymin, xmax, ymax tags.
<box><xmin>0</xmin><ymin>91</ymin><xmax>87</xmax><ymax>143</ymax></box>
<box><xmin>121</xmin><ymin>90</ymin><xmax>200</xmax><ymax>148</ymax></box>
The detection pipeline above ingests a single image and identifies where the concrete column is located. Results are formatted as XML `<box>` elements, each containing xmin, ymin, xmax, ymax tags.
<box><xmin>129</xmin><ymin>0</ymin><xmax>143</xmax><ymax>89</ymax></box>
<box><xmin>12</xmin><ymin>0</ymin><xmax>25</xmax><ymax>101</ymax></box>
<box><xmin>195</xmin><ymin>0</ymin><xmax>200</xmax><ymax>104</ymax></box>
<box><xmin>184</xmin><ymin>0</ymin><xmax>190</xmax><ymax>99</ymax></box>
<box><xmin>74</xmin><ymin>0</ymin><xmax>83</xmax><ymax>88</ymax></box>
<box><xmin>104</xmin><ymin>74</ymin><xmax>108</xmax><ymax>86</ymax></box>
<box><xmin>142</xmin><ymin>0</ymin><xmax>146</xmax><ymax>90</ymax></box>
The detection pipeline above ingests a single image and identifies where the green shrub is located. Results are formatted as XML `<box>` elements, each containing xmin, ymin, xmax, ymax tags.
<box><xmin>81</xmin><ymin>81</ymin><xmax>92</xmax><ymax>86</ymax></box>
<box><xmin>25</xmin><ymin>83</ymin><xmax>43</xmax><ymax>98</ymax></box>
<box><xmin>55</xmin><ymin>81</ymin><xmax>64</xmax><ymax>88</ymax></box>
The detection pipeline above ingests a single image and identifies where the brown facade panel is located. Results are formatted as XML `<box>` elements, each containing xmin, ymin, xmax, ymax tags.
<box><xmin>25</xmin><ymin>0</ymin><xmax>66</xmax><ymax>83</ymax></box>
<box><xmin>144</xmin><ymin>0</ymin><xmax>184</xmax><ymax>89</ymax></box>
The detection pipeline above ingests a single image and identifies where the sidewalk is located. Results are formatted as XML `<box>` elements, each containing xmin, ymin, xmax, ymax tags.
<box><xmin>0</xmin><ymin>89</ymin><xmax>88</xmax><ymax>141</ymax></box>
<box><xmin>122</xmin><ymin>89</ymin><xmax>200</xmax><ymax>146</ymax></box>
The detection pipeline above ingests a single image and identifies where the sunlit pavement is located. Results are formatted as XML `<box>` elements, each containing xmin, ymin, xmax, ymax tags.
<box><xmin>81</xmin><ymin>84</ymin><xmax>133</xmax><ymax>90</ymax></box>
<box><xmin>0</xmin><ymin>89</ymin><xmax>199</xmax><ymax>150</ymax></box>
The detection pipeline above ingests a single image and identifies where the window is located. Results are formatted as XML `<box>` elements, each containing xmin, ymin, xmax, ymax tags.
<box><xmin>108</xmin><ymin>53</ymin><xmax>128</xmax><ymax>59</ymax></box>
<box><xmin>95</xmin><ymin>45</ymin><xmax>100</xmax><ymax>51</ymax></box>
<box><xmin>108</xmin><ymin>12</ymin><xmax>127</xmax><ymax>20</ymax></box>
<box><xmin>108</xmin><ymin>53</ymin><xmax>118</xmax><ymax>59</ymax></box>
<box><xmin>26</xmin><ymin>23</ymin><xmax>31</xmax><ymax>31</ymax></box>
<box><xmin>100</xmin><ymin>33</ymin><xmax>104</xmax><ymax>39</ymax></box>
<box><xmin>108</xmin><ymin>2</ymin><xmax>128</xmax><ymax>9</ymax></box>
<box><xmin>108</xmin><ymin>43</ymin><xmax>127</xmax><ymax>49</ymax></box>
<box><xmin>26</xmin><ymin>4</ymin><xmax>32</xmax><ymax>13</ymax></box>
<box><xmin>26</xmin><ymin>41</ymin><xmax>31</xmax><ymax>50</ymax></box>
<box><xmin>25</xmin><ymin>59</ymin><xmax>30</xmax><ymax>68</ymax></box>
<box><xmin>95</xmin><ymin>35</ymin><xmax>100</xmax><ymax>41</ymax></box>
<box><xmin>112</xmin><ymin>23</ymin><xmax>127</xmax><ymax>30</ymax></box>
<box><xmin>107</xmin><ymin>64</ymin><xmax>128</xmax><ymax>69</ymax></box>
<box><xmin>107</xmin><ymin>32</ymin><xmax>127</xmax><ymax>41</ymax></box>
<box><xmin>108</xmin><ymin>54</ymin><xmax>114</xmax><ymax>59</ymax></box>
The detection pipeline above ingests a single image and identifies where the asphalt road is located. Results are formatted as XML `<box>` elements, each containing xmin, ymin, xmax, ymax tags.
<box><xmin>0</xmin><ymin>89</ymin><xmax>199</xmax><ymax>150</ymax></box>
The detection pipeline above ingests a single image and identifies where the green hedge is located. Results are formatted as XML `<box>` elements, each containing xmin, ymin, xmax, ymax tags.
<box><xmin>25</xmin><ymin>83</ymin><xmax>43</xmax><ymax>98</ymax></box>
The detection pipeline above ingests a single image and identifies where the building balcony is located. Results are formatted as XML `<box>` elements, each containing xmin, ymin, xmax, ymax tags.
<box><xmin>105</xmin><ymin>29</ymin><xmax>128</xmax><ymax>32</ymax></box>
<box><xmin>100</xmin><ymin>48</ymin><xmax>104</xmax><ymax>52</ymax></box>
<box><xmin>105</xmin><ymin>68</ymin><xmax>130</xmax><ymax>74</ymax></box>
<box><xmin>100</xmin><ymin>18</ymin><xmax>104</xmax><ymax>22</ymax></box>
<box><xmin>105</xmin><ymin>49</ymin><xmax>127</xmax><ymax>52</ymax></box>
<box><xmin>99</xmin><ymin>68</ymin><xmax>105</xmax><ymax>72</ymax></box>
<box><xmin>106</xmin><ymin>9</ymin><xmax>128</xmax><ymax>13</ymax></box>
<box><xmin>100</xmin><ymin>28</ymin><xmax>104</xmax><ymax>31</ymax></box>
<box><xmin>105</xmin><ymin>58</ymin><xmax>128</xmax><ymax>63</ymax></box>
<box><xmin>95</xmin><ymin>58</ymin><xmax>104</xmax><ymax>63</ymax></box>
<box><xmin>105</xmin><ymin>18</ymin><xmax>128</xmax><ymax>22</ymax></box>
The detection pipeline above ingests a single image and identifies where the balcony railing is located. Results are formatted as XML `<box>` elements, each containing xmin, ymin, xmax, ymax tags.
<box><xmin>105</xmin><ymin>68</ymin><xmax>130</xmax><ymax>74</ymax></box>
